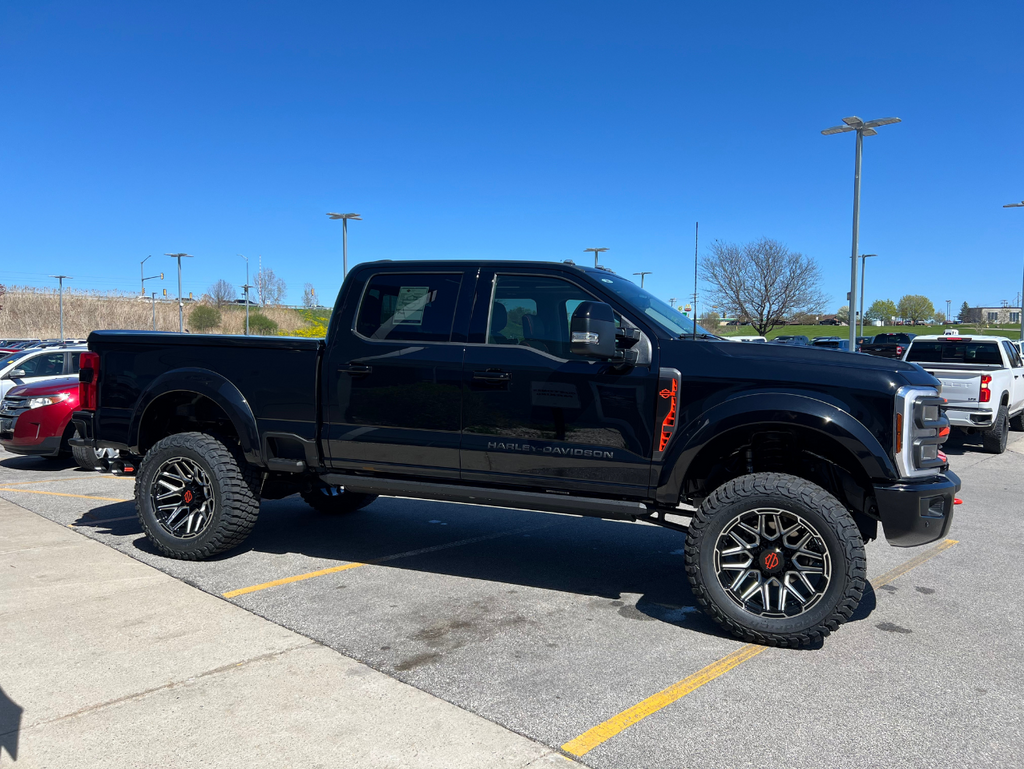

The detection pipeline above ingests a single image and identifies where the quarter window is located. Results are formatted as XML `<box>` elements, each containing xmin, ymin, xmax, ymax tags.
<box><xmin>355</xmin><ymin>273</ymin><xmax>462</xmax><ymax>342</ymax></box>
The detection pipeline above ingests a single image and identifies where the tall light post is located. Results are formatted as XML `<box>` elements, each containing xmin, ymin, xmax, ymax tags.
<box><xmin>858</xmin><ymin>253</ymin><xmax>877</xmax><ymax>338</ymax></box>
<box><xmin>584</xmin><ymin>247</ymin><xmax>608</xmax><ymax>268</ymax></box>
<box><xmin>822</xmin><ymin>115</ymin><xmax>901</xmax><ymax>351</ymax></box>
<box><xmin>164</xmin><ymin>253</ymin><xmax>194</xmax><ymax>333</ymax></box>
<box><xmin>1004</xmin><ymin>201</ymin><xmax>1024</xmax><ymax>342</ymax></box>
<box><xmin>50</xmin><ymin>275</ymin><xmax>71</xmax><ymax>342</ymax></box>
<box><xmin>327</xmin><ymin>213</ymin><xmax>362</xmax><ymax>278</ymax></box>
<box><xmin>239</xmin><ymin>254</ymin><xmax>250</xmax><ymax>335</ymax></box>
<box><xmin>946</xmin><ymin>299</ymin><xmax>951</xmax><ymax>326</ymax></box>
<box><xmin>151</xmin><ymin>291</ymin><xmax>157</xmax><ymax>330</ymax></box>
<box><xmin>633</xmin><ymin>271</ymin><xmax>652</xmax><ymax>288</ymax></box>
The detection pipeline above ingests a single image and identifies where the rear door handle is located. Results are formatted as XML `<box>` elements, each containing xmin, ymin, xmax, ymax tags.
<box><xmin>473</xmin><ymin>370</ymin><xmax>511</xmax><ymax>384</ymax></box>
<box><xmin>340</xmin><ymin>364</ymin><xmax>372</xmax><ymax>377</ymax></box>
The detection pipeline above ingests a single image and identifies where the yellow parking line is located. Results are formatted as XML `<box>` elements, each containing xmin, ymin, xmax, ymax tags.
<box><xmin>561</xmin><ymin>537</ymin><xmax>961</xmax><ymax>757</ymax></box>
<box><xmin>872</xmin><ymin>538</ymin><xmax>958</xmax><ymax>588</ymax></box>
<box><xmin>0</xmin><ymin>488</ymin><xmax>128</xmax><ymax>503</ymax></box>
<box><xmin>222</xmin><ymin>522</ymin><xmax>556</xmax><ymax>599</ymax></box>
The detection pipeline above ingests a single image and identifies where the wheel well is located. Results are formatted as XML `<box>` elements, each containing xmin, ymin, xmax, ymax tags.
<box><xmin>681</xmin><ymin>425</ymin><xmax>878</xmax><ymax>540</ymax></box>
<box><xmin>137</xmin><ymin>392</ymin><xmax>241</xmax><ymax>455</ymax></box>
<box><xmin>1002</xmin><ymin>391</ymin><xmax>1010</xmax><ymax>407</ymax></box>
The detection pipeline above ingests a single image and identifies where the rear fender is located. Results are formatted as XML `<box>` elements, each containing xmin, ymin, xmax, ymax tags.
<box><xmin>129</xmin><ymin>368</ymin><xmax>262</xmax><ymax>465</ymax></box>
<box><xmin>655</xmin><ymin>391</ymin><xmax>897</xmax><ymax>505</ymax></box>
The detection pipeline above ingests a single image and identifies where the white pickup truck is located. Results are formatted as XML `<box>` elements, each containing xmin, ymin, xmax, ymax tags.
<box><xmin>904</xmin><ymin>331</ymin><xmax>1024</xmax><ymax>453</ymax></box>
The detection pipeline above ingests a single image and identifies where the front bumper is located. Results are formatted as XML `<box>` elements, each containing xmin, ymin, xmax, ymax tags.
<box><xmin>874</xmin><ymin>471</ymin><xmax>961</xmax><ymax>548</ymax></box>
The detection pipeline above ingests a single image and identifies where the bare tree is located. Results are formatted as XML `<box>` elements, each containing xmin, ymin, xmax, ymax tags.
<box><xmin>302</xmin><ymin>283</ymin><xmax>316</xmax><ymax>308</ymax></box>
<box><xmin>254</xmin><ymin>266</ymin><xmax>287</xmax><ymax>306</ymax></box>
<box><xmin>701</xmin><ymin>238</ymin><xmax>827</xmax><ymax>336</ymax></box>
<box><xmin>209</xmin><ymin>279</ymin><xmax>236</xmax><ymax>308</ymax></box>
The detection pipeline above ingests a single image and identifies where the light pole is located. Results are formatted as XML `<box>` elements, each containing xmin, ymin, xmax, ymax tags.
<box><xmin>164</xmin><ymin>253</ymin><xmax>194</xmax><ymax>333</ymax></box>
<box><xmin>151</xmin><ymin>291</ymin><xmax>157</xmax><ymax>330</ymax></box>
<box><xmin>822</xmin><ymin>115</ymin><xmax>901</xmax><ymax>351</ymax></box>
<box><xmin>584</xmin><ymin>247</ymin><xmax>608</xmax><ymax>268</ymax></box>
<box><xmin>327</xmin><ymin>213</ymin><xmax>362</xmax><ymax>278</ymax></box>
<box><xmin>239</xmin><ymin>254</ymin><xmax>250</xmax><ymax>335</ymax></box>
<box><xmin>50</xmin><ymin>275</ymin><xmax>71</xmax><ymax>342</ymax></box>
<box><xmin>1004</xmin><ymin>201</ymin><xmax>1024</xmax><ymax>342</ymax></box>
<box><xmin>633</xmin><ymin>271</ymin><xmax>652</xmax><ymax>288</ymax></box>
<box><xmin>857</xmin><ymin>253</ymin><xmax>877</xmax><ymax>338</ymax></box>
<box><xmin>946</xmin><ymin>299</ymin><xmax>951</xmax><ymax>326</ymax></box>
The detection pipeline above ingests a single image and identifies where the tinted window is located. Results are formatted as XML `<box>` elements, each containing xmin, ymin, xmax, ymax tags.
<box><xmin>906</xmin><ymin>342</ymin><xmax>1002</xmax><ymax>365</ymax></box>
<box><xmin>355</xmin><ymin>273</ymin><xmax>462</xmax><ymax>342</ymax></box>
<box><xmin>1001</xmin><ymin>341</ymin><xmax>1022</xmax><ymax>368</ymax></box>
<box><xmin>15</xmin><ymin>352</ymin><xmax>66</xmax><ymax>377</ymax></box>
<box><xmin>69</xmin><ymin>353</ymin><xmax>81</xmax><ymax>373</ymax></box>
<box><xmin>489</xmin><ymin>275</ymin><xmax>594</xmax><ymax>358</ymax></box>
<box><xmin>873</xmin><ymin>334</ymin><xmax>912</xmax><ymax>344</ymax></box>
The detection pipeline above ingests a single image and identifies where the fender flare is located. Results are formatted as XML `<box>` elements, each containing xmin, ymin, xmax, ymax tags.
<box><xmin>655</xmin><ymin>391</ymin><xmax>897</xmax><ymax>505</ymax></box>
<box><xmin>129</xmin><ymin>368</ymin><xmax>262</xmax><ymax>466</ymax></box>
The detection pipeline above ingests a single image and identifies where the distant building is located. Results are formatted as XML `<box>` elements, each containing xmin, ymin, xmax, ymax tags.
<box><xmin>966</xmin><ymin>306</ymin><xmax>1021</xmax><ymax>324</ymax></box>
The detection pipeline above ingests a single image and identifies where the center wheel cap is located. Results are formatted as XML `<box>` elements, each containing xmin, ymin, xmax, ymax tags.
<box><xmin>760</xmin><ymin>549</ymin><xmax>784</xmax><ymax>575</ymax></box>
<box><xmin>183</xmin><ymin>489</ymin><xmax>194</xmax><ymax>505</ymax></box>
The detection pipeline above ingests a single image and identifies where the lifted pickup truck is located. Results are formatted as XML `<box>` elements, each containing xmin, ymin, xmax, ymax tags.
<box><xmin>904</xmin><ymin>332</ymin><xmax>1024</xmax><ymax>453</ymax></box>
<box><xmin>860</xmin><ymin>333</ymin><xmax>916</xmax><ymax>359</ymax></box>
<box><xmin>73</xmin><ymin>261</ymin><xmax>961</xmax><ymax>647</ymax></box>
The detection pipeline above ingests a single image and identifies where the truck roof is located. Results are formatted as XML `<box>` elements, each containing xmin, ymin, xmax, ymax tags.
<box><xmin>356</xmin><ymin>259</ymin><xmax>614</xmax><ymax>275</ymax></box>
<box><xmin>909</xmin><ymin>334</ymin><xmax>1007</xmax><ymax>342</ymax></box>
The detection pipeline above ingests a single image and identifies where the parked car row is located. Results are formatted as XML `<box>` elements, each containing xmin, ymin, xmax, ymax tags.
<box><xmin>0</xmin><ymin>340</ymin><xmax>118</xmax><ymax>470</ymax></box>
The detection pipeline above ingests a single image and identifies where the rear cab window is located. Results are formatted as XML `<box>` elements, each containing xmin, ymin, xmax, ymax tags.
<box><xmin>355</xmin><ymin>273</ymin><xmax>462</xmax><ymax>342</ymax></box>
<box><xmin>906</xmin><ymin>341</ymin><xmax>1003</xmax><ymax>365</ymax></box>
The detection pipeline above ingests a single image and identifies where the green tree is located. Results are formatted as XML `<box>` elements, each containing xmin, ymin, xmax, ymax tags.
<box><xmin>189</xmin><ymin>304</ymin><xmax>221</xmax><ymax>333</ymax></box>
<box><xmin>699</xmin><ymin>310</ymin><xmax>721</xmax><ymax>329</ymax></box>
<box><xmin>958</xmin><ymin>301</ymin><xmax>972</xmax><ymax>323</ymax></box>
<box><xmin>897</xmin><ymin>295</ymin><xmax>934</xmax><ymax>324</ymax></box>
<box><xmin>836</xmin><ymin>305</ymin><xmax>850</xmax><ymax>325</ymax></box>
<box><xmin>866</xmin><ymin>299</ymin><xmax>898</xmax><ymax>323</ymax></box>
<box><xmin>248</xmin><ymin>311</ymin><xmax>279</xmax><ymax>335</ymax></box>
<box><xmin>933</xmin><ymin>311</ymin><xmax>946</xmax><ymax>325</ymax></box>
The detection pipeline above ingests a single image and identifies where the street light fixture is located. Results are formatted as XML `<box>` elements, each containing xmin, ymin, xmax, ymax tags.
<box><xmin>584</xmin><ymin>247</ymin><xmax>608</xmax><ymax>268</ymax></box>
<box><xmin>50</xmin><ymin>275</ymin><xmax>71</xmax><ymax>342</ymax></box>
<box><xmin>164</xmin><ymin>253</ymin><xmax>194</xmax><ymax>333</ymax></box>
<box><xmin>327</xmin><ymin>213</ymin><xmax>362</xmax><ymax>278</ymax></box>
<box><xmin>822</xmin><ymin>115</ymin><xmax>901</xmax><ymax>351</ymax></box>
<box><xmin>1004</xmin><ymin>201</ymin><xmax>1024</xmax><ymax>341</ymax></box>
<box><xmin>633</xmin><ymin>271</ymin><xmax>652</xmax><ymax>288</ymax></box>
<box><xmin>857</xmin><ymin>254</ymin><xmax>877</xmax><ymax>338</ymax></box>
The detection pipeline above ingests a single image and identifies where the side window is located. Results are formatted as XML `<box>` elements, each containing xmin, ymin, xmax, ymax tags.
<box><xmin>69</xmin><ymin>352</ymin><xmax>82</xmax><ymax>374</ymax></box>
<box><xmin>18</xmin><ymin>353</ymin><xmax>65</xmax><ymax>377</ymax></box>
<box><xmin>488</xmin><ymin>275</ymin><xmax>595</xmax><ymax>358</ymax></box>
<box><xmin>355</xmin><ymin>273</ymin><xmax>462</xmax><ymax>342</ymax></box>
<box><xmin>1002</xmin><ymin>341</ymin><xmax>1022</xmax><ymax>368</ymax></box>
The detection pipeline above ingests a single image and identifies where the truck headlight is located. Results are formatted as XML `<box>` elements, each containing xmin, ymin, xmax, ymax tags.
<box><xmin>27</xmin><ymin>393</ymin><xmax>70</xmax><ymax>410</ymax></box>
<box><xmin>894</xmin><ymin>387</ymin><xmax>949</xmax><ymax>479</ymax></box>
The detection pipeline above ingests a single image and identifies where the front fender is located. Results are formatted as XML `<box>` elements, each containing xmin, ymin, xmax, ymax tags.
<box><xmin>129</xmin><ymin>368</ymin><xmax>262</xmax><ymax>466</ymax></box>
<box><xmin>655</xmin><ymin>391</ymin><xmax>897</xmax><ymax>505</ymax></box>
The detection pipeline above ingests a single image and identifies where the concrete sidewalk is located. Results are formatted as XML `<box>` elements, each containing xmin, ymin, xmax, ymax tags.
<box><xmin>0</xmin><ymin>498</ymin><xmax>578</xmax><ymax>768</ymax></box>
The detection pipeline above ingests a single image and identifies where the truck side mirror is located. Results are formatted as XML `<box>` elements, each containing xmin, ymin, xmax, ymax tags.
<box><xmin>570</xmin><ymin>301</ymin><xmax>616</xmax><ymax>359</ymax></box>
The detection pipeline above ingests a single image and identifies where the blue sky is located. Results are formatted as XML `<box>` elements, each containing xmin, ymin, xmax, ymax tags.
<box><xmin>1</xmin><ymin>1</ymin><xmax>1022</xmax><ymax>315</ymax></box>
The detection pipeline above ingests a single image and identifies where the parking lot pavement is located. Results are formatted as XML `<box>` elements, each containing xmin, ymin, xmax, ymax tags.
<box><xmin>0</xmin><ymin>495</ymin><xmax>578</xmax><ymax>769</ymax></box>
<box><xmin>1</xmin><ymin>437</ymin><xmax>1021</xmax><ymax>768</ymax></box>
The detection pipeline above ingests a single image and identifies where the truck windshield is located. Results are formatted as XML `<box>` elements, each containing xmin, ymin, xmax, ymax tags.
<box><xmin>906</xmin><ymin>341</ymin><xmax>1002</xmax><ymax>365</ymax></box>
<box><xmin>592</xmin><ymin>273</ymin><xmax>710</xmax><ymax>337</ymax></box>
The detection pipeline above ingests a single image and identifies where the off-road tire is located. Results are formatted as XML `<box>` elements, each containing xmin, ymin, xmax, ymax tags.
<box><xmin>684</xmin><ymin>472</ymin><xmax>866</xmax><ymax>648</ymax></box>
<box><xmin>300</xmin><ymin>486</ymin><xmax>377</xmax><ymax>514</ymax></box>
<box><xmin>982</xmin><ymin>405</ymin><xmax>1009</xmax><ymax>454</ymax></box>
<box><xmin>135</xmin><ymin>432</ymin><xmax>261</xmax><ymax>560</ymax></box>
<box><xmin>1010</xmin><ymin>410</ymin><xmax>1024</xmax><ymax>432</ymax></box>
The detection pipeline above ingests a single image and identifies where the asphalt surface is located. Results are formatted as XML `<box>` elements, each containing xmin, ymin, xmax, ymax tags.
<box><xmin>1</xmin><ymin>434</ymin><xmax>1021</xmax><ymax>768</ymax></box>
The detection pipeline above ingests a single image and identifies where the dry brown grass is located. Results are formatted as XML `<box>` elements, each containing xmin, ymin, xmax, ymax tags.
<box><xmin>0</xmin><ymin>287</ymin><xmax>312</xmax><ymax>338</ymax></box>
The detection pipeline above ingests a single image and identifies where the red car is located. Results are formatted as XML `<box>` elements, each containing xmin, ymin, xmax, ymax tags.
<box><xmin>0</xmin><ymin>375</ymin><xmax>115</xmax><ymax>469</ymax></box>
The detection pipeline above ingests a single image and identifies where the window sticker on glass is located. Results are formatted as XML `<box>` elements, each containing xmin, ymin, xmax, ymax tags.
<box><xmin>394</xmin><ymin>286</ymin><xmax>430</xmax><ymax>325</ymax></box>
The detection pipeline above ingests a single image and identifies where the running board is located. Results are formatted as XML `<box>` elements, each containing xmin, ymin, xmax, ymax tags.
<box><xmin>320</xmin><ymin>474</ymin><xmax>648</xmax><ymax>521</ymax></box>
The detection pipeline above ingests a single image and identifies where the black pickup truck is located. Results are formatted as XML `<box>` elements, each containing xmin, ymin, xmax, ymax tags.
<box><xmin>73</xmin><ymin>261</ymin><xmax>960</xmax><ymax>647</ymax></box>
<box><xmin>861</xmin><ymin>332</ymin><xmax>916</xmax><ymax>359</ymax></box>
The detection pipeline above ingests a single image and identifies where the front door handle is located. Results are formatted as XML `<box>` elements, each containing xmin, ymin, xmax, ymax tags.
<box><xmin>340</xmin><ymin>364</ymin><xmax>372</xmax><ymax>377</ymax></box>
<box><xmin>473</xmin><ymin>370</ymin><xmax>511</xmax><ymax>384</ymax></box>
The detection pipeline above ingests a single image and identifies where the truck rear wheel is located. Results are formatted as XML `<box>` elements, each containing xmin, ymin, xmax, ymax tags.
<box><xmin>300</xmin><ymin>486</ymin><xmax>377</xmax><ymax>514</ymax></box>
<box><xmin>684</xmin><ymin>473</ymin><xmax>866</xmax><ymax>648</ymax></box>
<box><xmin>135</xmin><ymin>432</ymin><xmax>261</xmax><ymax>560</ymax></box>
<box><xmin>982</xmin><ymin>405</ymin><xmax>1009</xmax><ymax>453</ymax></box>
<box><xmin>72</xmin><ymin>430</ymin><xmax>118</xmax><ymax>471</ymax></box>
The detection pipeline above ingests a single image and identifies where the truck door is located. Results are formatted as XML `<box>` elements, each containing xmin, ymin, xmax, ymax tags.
<box><xmin>460</xmin><ymin>271</ymin><xmax>657</xmax><ymax>498</ymax></box>
<box><xmin>1001</xmin><ymin>340</ymin><xmax>1024</xmax><ymax>413</ymax></box>
<box><xmin>322</xmin><ymin>268</ymin><xmax>474</xmax><ymax>480</ymax></box>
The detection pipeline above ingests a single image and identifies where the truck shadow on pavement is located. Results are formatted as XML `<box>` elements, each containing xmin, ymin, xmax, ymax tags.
<box><xmin>80</xmin><ymin>493</ymin><xmax>878</xmax><ymax>648</ymax></box>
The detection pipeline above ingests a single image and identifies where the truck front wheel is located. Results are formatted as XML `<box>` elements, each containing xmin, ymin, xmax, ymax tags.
<box><xmin>685</xmin><ymin>473</ymin><xmax>866</xmax><ymax>647</ymax></box>
<box><xmin>135</xmin><ymin>432</ymin><xmax>261</xmax><ymax>560</ymax></box>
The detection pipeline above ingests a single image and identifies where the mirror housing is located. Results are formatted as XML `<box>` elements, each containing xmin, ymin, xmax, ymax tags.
<box><xmin>570</xmin><ymin>301</ymin><xmax>617</xmax><ymax>359</ymax></box>
<box><xmin>7</xmin><ymin>368</ymin><xmax>26</xmax><ymax>379</ymax></box>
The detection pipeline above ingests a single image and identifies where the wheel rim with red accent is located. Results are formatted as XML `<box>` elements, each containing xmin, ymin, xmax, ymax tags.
<box><xmin>151</xmin><ymin>457</ymin><xmax>216</xmax><ymax>539</ymax></box>
<box><xmin>713</xmin><ymin>508</ymin><xmax>832</xmax><ymax>618</ymax></box>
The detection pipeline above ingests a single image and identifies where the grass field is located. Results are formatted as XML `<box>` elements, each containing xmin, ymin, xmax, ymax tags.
<box><xmin>717</xmin><ymin>324</ymin><xmax>1024</xmax><ymax>341</ymax></box>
